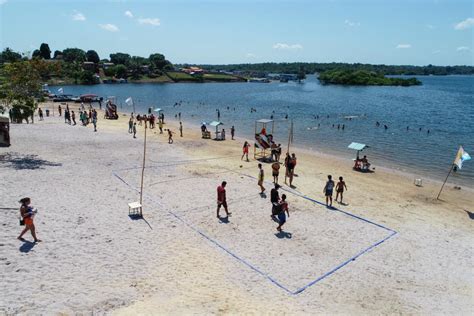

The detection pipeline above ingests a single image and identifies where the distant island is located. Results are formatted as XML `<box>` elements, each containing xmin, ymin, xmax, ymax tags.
<box><xmin>318</xmin><ymin>69</ymin><xmax>422</xmax><ymax>86</ymax></box>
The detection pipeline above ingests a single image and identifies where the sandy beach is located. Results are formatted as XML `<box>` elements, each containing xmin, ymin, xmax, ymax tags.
<box><xmin>1</xmin><ymin>102</ymin><xmax>473</xmax><ymax>315</ymax></box>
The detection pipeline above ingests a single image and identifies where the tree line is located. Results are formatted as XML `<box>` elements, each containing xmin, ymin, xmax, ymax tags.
<box><xmin>194</xmin><ymin>62</ymin><xmax>474</xmax><ymax>76</ymax></box>
<box><xmin>0</xmin><ymin>43</ymin><xmax>174</xmax><ymax>85</ymax></box>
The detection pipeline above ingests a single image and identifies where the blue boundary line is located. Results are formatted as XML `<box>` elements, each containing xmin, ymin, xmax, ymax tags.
<box><xmin>112</xmin><ymin>166</ymin><xmax>398</xmax><ymax>295</ymax></box>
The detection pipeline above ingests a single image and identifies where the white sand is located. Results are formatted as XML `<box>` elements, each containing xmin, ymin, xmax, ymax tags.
<box><xmin>0</xmin><ymin>110</ymin><xmax>472</xmax><ymax>315</ymax></box>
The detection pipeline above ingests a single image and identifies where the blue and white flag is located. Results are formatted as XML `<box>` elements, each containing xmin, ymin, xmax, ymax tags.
<box><xmin>125</xmin><ymin>97</ymin><xmax>133</xmax><ymax>106</ymax></box>
<box><xmin>58</xmin><ymin>88</ymin><xmax>63</xmax><ymax>93</ymax></box>
<box><xmin>454</xmin><ymin>146</ymin><xmax>471</xmax><ymax>170</ymax></box>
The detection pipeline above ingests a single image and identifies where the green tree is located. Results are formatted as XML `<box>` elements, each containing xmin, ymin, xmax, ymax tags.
<box><xmin>0</xmin><ymin>48</ymin><xmax>22</xmax><ymax>64</ymax></box>
<box><xmin>297</xmin><ymin>66</ymin><xmax>306</xmax><ymax>82</ymax></box>
<box><xmin>110</xmin><ymin>52</ymin><xmax>131</xmax><ymax>65</ymax></box>
<box><xmin>32</xmin><ymin>49</ymin><xmax>41</xmax><ymax>59</ymax></box>
<box><xmin>115</xmin><ymin>64</ymin><xmax>128</xmax><ymax>78</ymax></box>
<box><xmin>0</xmin><ymin>61</ymin><xmax>41</xmax><ymax>123</ymax></box>
<box><xmin>62</xmin><ymin>48</ymin><xmax>86</xmax><ymax>63</ymax></box>
<box><xmin>79</xmin><ymin>71</ymin><xmax>97</xmax><ymax>85</ymax></box>
<box><xmin>53</xmin><ymin>50</ymin><xmax>63</xmax><ymax>59</ymax></box>
<box><xmin>149</xmin><ymin>53</ymin><xmax>172</xmax><ymax>70</ymax></box>
<box><xmin>39</xmin><ymin>43</ymin><xmax>51</xmax><ymax>59</ymax></box>
<box><xmin>86</xmin><ymin>50</ymin><xmax>100</xmax><ymax>63</ymax></box>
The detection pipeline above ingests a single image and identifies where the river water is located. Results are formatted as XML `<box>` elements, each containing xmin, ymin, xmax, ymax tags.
<box><xmin>51</xmin><ymin>75</ymin><xmax>474</xmax><ymax>187</ymax></box>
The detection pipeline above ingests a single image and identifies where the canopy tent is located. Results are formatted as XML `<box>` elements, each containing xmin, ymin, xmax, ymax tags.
<box><xmin>209</xmin><ymin>121</ymin><xmax>224</xmax><ymax>140</ymax></box>
<box><xmin>348</xmin><ymin>142</ymin><xmax>368</xmax><ymax>151</ymax></box>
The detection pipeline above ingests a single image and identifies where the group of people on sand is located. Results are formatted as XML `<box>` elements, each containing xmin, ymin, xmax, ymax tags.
<box><xmin>57</xmin><ymin>104</ymin><xmax>98</xmax><ymax>131</ymax></box>
<box><xmin>128</xmin><ymin>112</ymin><xmax>181</xmax><ymax>144</ymax></box>
<box><xmin>323</xmin><ymin>175</ymin><xmax>348</xmax><ymax>207</ymax></box>
<box><xmin>216</xmin><ymin>180</ymin><xmax>289</xmax><ymax>232</ymax></box>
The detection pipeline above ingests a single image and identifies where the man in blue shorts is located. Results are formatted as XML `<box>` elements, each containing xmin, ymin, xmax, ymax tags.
<box><xmin>323</xmin><ymin>175</ymin><xmax>335</xmax><ymax>207</ymax></box>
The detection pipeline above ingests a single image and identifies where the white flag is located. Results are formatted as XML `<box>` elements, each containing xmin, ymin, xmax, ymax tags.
<box><xmin>58</xmin><ymin>88</ymin><xmax>63</xmax><ymax>93</ymax></box>
<box><xmin>125</xmin><ymin>97</ymin><xmax>133</xmax><ymax>106</ymax></box>
<box><xmin>454</xmin><ymin>146</ymin><xmax>471</xmax><ymax>170</ymax></box>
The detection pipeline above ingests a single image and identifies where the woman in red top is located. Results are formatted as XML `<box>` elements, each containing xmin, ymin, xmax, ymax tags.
<box><xmin>241</xmin><ymin>141</ymin><xmax>250</xmax><ymax>162</ymax></box>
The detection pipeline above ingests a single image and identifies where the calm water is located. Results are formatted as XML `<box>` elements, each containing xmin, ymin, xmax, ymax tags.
<box><xmin>51</xmin><ymin>75</ymin><xmax>474</xmax><ymax>187</ymax></box>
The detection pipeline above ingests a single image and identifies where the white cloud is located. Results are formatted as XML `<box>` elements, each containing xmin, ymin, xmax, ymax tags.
<box><xmin>99</xmin><ymin>24</ymin><xmax>119</xmax><ymax>32</ymax></box>
<box><xmin>344</xmin><ymin>19</ymin><xmax>360</xmax><ymax>27</ymax></box>
<box><xmin>246</xmin><ymin>53</ymin><xmax>256</xmax><ymax>58</ymax></box>
<box><xmin>124</xmin><ymin>10</ymin><xmax>133</xmax><ymax>18</ymax></box>
<box><xmin>0</xmin><ymin>0</ymin><xmax>8</xmax><ymax>5</ymax></box>
<box><xmin>272</xmin><ymin>43</ymin><xmax>303</xmax><ymax>50</ymax></box>
<box><xmin>72</xmin><ymin>11</ymin><xmax>86</xmax><ymax>21</ymax></box>
<box><xmin>454</xmin><ymin>17</ymin><xmax>474</xmax><ymax>30</ymax></box>
<box><xmin>396</xmin><ymin>44</ymin><xmax>411</xmax><ymax>49</ymax></box>
<box><xmin>138</xmin><ymin>18</ymin><xmax>160</xmax><ymax>26</ymax></box>
<box><xmin>456</xmin><ymin>46</ymin><xmax>470</xmax><ymax>52</ymax></box>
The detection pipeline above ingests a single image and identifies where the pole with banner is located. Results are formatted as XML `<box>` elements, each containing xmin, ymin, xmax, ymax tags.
<box><xmin>437</xmin><ymin>146</ymin><xmax>471</xmax><ymax>200</ymax></box>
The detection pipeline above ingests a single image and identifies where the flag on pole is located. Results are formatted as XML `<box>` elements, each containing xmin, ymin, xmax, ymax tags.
<box><xmin>125</xmin><ymin>97</ymin><xmax>133</xmax><ymax>106</ymax></box>
<box><xmin>453</xmin><ymin>146</ymin><xmax>471</xmax><ymax>170</ymax></box>
<box><xmin>58</xmin><ymin>88</ymin><xmax>63</xmax><ymax>93</ymax></box>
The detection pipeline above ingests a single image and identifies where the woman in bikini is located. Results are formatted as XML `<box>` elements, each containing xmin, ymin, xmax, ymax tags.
<box><xmin>17</xmin><ymin>197</ymin><xmax>41</xmax><ymax>243</ymax></box>
<box><xmin>241</xmin><ymin>141</ymin><xmax>250</xmax><ymax>162</ymax></box>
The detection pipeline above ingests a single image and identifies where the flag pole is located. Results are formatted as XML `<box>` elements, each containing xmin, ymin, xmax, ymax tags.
<box><xmin>436</xmin><ymin>164</ymin><xmax>454</xmax><ymax>200</ymax></box>
<box><xmin>139</xmin><ymin>123</ymin><xmax>147</xmax><ymax>217</ymax></box>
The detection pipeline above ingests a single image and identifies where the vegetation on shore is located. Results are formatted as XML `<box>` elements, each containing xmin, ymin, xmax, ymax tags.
<box><xmin>318</xmin><ymin>69</ymin><xmax>422</xmax><ymax>86</ymax></box>
<box><xmin>196</xmin><ymin>62</ymin><xmax>474</xmax><ymax>76</ymax></box>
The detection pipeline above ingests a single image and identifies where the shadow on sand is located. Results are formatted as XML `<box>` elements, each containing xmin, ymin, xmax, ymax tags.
<box><xmin>0</xmin><ymin>153</ymin><xmax>62</xmax><ymax>170</ymax></box>
<box><xmin>275</xmin><ymin>231</ymin><xmax>292</xmax><ymax>239</ymax></box>
<box><xmin>466</xmin><ymin>210</ymin><xmax>474</xmax><ymax>220</ymax></box>
<box><xmin>128</xmin><ymin>214</ymin><xmax>153</xmax><ymax>229</ymax></box>
<box><xmin>19</xmin><ymin>241</ymin><xmax>36</xmax><ymax>253</ymax></box>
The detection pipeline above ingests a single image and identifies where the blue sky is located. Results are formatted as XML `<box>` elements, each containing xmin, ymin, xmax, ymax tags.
<box><xmin>1</xmin><ymin>0</ymin><xmax>473</xmax><ymax>65</ymax></box>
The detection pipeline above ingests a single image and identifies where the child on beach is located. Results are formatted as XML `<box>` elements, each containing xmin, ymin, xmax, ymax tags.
<box><xmin>323</xmin><ymin>175</ymin><xmax>335</xmax><ymax>207</ymax></box>
<box><xmin>132</xmin><ymin>122</ymin><xmax>137</xmax><ymax>138</ymax></box>
<box><xmin>71</xmin><ymin>111</ymin><xmax>76</xmax><ymax>125</ymax></box>
<box><xmin>335</xmin><ymin>176</ymin><xmax>348</xmax><ymax>204</ymax></box>
<box><xmin>179</xmin><ymin>122</ymin><xmax>183</xmax><ymax>137</ymax></box>
<box><xmin>168</xmin><ymin>129</ymin><xmax>174</xmax><ymax>144</ymax></box>
<box><xmin>276</xmin><ymin>194</ymin><xmax>289</xmax><ymax>231</ymax></box>
<box><xmin>17</xmin><ymin>197</ymin><xmax>41</xmax><ymax>243</ymax></box>
<box><xmin>258</xmin><ymin>163</ymin><xmax>265</xmax><ymax>194</ymax></box>
<box><xmin>241</xmin><ymin>141</ymin><xmax>250</xmax><ymax>162</ymax></box>
<box><xmin>216</xmin><ymin>181</ymin><xmax>230</xmax><ymax>218</ymax></box>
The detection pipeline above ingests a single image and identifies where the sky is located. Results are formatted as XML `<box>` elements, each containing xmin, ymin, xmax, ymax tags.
<box><xmin>0</xmin><ymin>0</ymin><xmax>473</xmax><ymax>66</ymax></box>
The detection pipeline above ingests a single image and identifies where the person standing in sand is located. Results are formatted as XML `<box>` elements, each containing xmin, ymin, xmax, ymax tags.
<box><xmin>323</xmin><ymin>175</ymin><xmax>335</xmax><ymax>207</ymax></box>
<box><xmin>231</xmin><ymin>125</ymin><xmax>235</xmax><ymax>140</ymax></box>
<box><xmin>158</xmin><ymin>119</ymin><xmax>163</xmax><ymax>134</ymax></box>
<box><xmin>241</xmin><ymin>141</ymin><xmax>250</xmax><ymax>162</ymax></box>
<box><xmin>92</xmin><ymin>109</ymin><xmax>97</xmax><ymax>132</ymax></box>
<box><xmin>179</xmin><ymin>122</ymin><xmax>183</xmax><ymax>137</ymax></box>
<box><xmin>71</xmin><ymin>111</ymin><xmax>76</xmax><ymax>125</ymax></box>
<box><xmin>168</xmin><ymin>129</ymin><xmax>174</xmax><ymax>144</ymax></box>
<box><xmin>258</xmin><ymin>163</ymin><xmax>265</xmax><ymax>194</ymax></box>
<box><xmin>58</xmin><ymin>104</ymin><xmax>62</xmax><ymax>117</ymax></box>
<box><xmin>216</xmin><ymin>181</ymin><xmax>230</xmax><ymax>218</ymax></box>
<box><xmin>17</xmin><ymin>197</ymin><xmax>41</xmax><ymax>243</ymax></box>
<box><xmin>272</xmin><ymin>161</ymin><xmax>280</xmax><ymax>184</ymax></box>
<box><xmin>132</xmin><ymin>122</ymin><xmax>137</xmax><ymax>138</ymax></box>
<box><xmin>270</xmin><ymin>183</ymin><xmax>280</xmax><ymax>218</ymax></box>
<box><xmin>38</xmin><ymin>108</ymin><xmax>44</xmax><ymax>121</ymax></box>
<box><xmin>276</xmin><ymin>194</ymin><xmax>289</xmax><ymax>232</ymax></box>
<box><xmin>335</xmin><ymin>176</ymin><xmax>348</xmax><ymax>204</ymax></box>
<box><xmin>128</xmin><ymin>117</ymin><xmax>133</xmax><ymax>133</ymax></box>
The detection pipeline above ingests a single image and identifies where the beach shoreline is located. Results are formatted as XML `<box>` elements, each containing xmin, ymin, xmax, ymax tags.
<box><xmin>1</xmin><ymin>102</ymin><xmax>472</xmax><ymax>315</ymax></box>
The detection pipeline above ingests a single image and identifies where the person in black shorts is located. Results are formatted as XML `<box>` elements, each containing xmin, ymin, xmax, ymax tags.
<box><xmin>216</xmin><ymin>181</ymin><xmax>230</xmax><ymax>218</ymax></box>
<box><xmin>270</xmin><ymin>183</ymin><xmax>280</xmax><ymax>218</ymax></box>
<box><xmin>323</xmin><ymin>175</ymin><xmax>335</xmax><ymax>207</ymax></box>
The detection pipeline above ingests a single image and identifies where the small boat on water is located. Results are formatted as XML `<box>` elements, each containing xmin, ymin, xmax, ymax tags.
<box><xmin>248</xmin><ymin>78</ymin><xmax>270</xmax><ymax>83</ymax></box>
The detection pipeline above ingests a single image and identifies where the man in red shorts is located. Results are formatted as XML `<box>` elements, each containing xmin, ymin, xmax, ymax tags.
<box><xmin>217</xmin><ymin>181</ymin><xmax>230</xmax><ymax>218</ymax></box>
